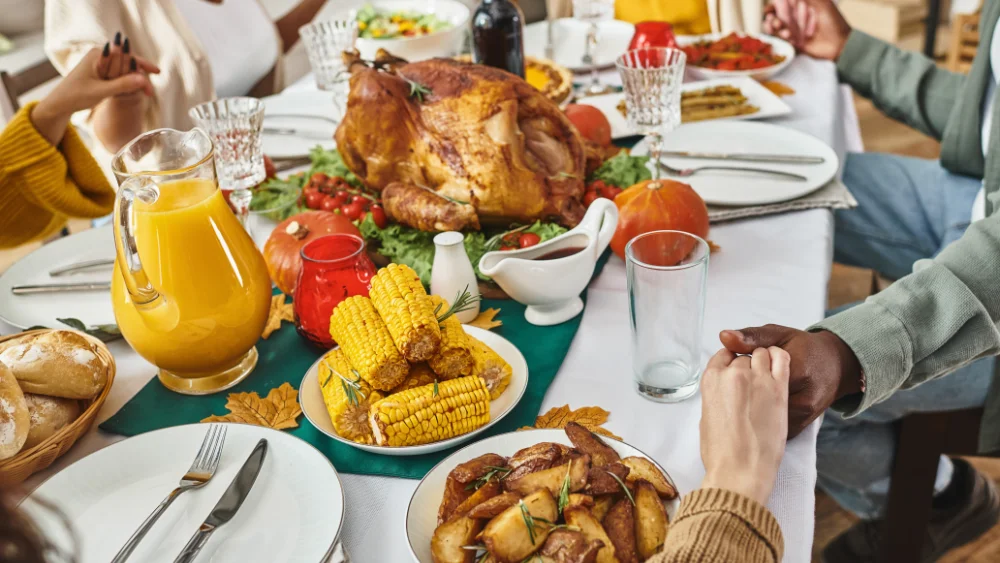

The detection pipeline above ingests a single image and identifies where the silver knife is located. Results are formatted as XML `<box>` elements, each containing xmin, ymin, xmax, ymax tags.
<box><xmin>49</xmin><ymin>259</ymin><xmax>115</xmax><ymax>277</ymax></box>
<box><xmin>12</xmin><ymin>282</ymin><xmax>111</xmax><ymax>295</ymax></box>
<box><xmin>174</xmin><ymin>439</ymin><xmax>268</xmax><ymax>563</ymax></box>
<box><xmin>262</xmin><ymin>127</ymin><xmax>334</xmax><ymax>141</ymax></box>
<box><xmin>660</xmin><ymin>151</ymin><xmax>825</xmax><ymax>164</ymax></box>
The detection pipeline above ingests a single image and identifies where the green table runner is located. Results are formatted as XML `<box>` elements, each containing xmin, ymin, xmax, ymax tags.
<box><xmin>100</xmin><ymin>254</ymin><xmax>610</xmax><ymax>479</ymax></box>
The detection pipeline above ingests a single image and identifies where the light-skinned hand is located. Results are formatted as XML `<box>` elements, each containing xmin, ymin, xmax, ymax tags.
<box><xmin>699</xmin><ymin>346</ymin><xmax>791</xmax><ymax>505</ymax></box>
<box><xmin>764</xmin><ymin>0</ymin><xmax>851</xmax><ymax>61</ymax></box>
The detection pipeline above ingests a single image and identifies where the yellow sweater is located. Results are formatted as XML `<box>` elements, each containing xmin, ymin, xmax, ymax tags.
<box><xmin>650</xmin><ymin>488</ymin><xmax>784</xmax><ymax>563</ymax></box>
<box><xmin>0</xmin><ymin>102</ymin><xmax>115</xmax><ymax>249</ymax></box>
<box><xmin>616</xmin><ymin>0</ymin><xmax>712</xmax><ymax>35</ymax></box>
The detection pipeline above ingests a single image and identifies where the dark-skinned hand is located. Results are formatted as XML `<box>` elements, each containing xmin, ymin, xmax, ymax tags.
<box><xmin>719</xmin><ymin>325</ymin><xmax>863</xmax><ymax>438</ymax></box>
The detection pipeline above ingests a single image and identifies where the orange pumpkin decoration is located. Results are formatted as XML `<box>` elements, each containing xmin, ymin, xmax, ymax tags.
<box><xmin>610</xmin><ymin>179</ymin><xmax>709</xmax><ymax>261</ymax></box>
<box><xmin>263</xmin><ymin>210</ymin><xmax>361</xmax><ymax>295</ymax></box>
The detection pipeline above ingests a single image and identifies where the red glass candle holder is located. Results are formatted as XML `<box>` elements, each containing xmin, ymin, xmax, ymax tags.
<box><xmin>294</xmin><ymin>234</ymin><xmax>376</xmax><ymax>349</ymax></box>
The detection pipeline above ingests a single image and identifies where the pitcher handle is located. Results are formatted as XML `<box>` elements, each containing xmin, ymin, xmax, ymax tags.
<box><xmin>113</xmin><ymin>177</ymin><xmax>161</xmax><ymax>306</ymax></box>
<box><xmin>576</xmin><ymin>198</ymin><xmax>619</xmax><ymax>257</ymax></box>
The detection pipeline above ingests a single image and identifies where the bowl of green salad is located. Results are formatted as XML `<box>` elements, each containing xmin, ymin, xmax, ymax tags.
<box><xmin>353</xmin><ymin>0</ymin><xmax>469</xmax><ymax>62</ymax></box>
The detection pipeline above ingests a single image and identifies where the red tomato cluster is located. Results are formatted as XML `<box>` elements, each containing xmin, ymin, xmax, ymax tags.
<box><xmin>302</xmin><ymin>172</ymin><xmax>387</xmax><ymax>228</ymax></box>
<box><xmin>681</xmin><ymin>33</ymin><xmax>785</xmax><ymax>71</ymax></box>
<box><xmin>499</xmin><ymin>232</ymin><xmax>542</xmax><ymax>251</ymax></box>
<box><xmin>583</xmin><ymin>179</ymin><xmax>623</xmax><ymax>207</ymax></box>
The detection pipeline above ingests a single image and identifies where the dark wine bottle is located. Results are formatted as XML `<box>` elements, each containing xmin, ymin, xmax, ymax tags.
<box><xmin>471</xmin><ymin>0</ymin><xmax>526</xmax><ymax>78</ymax></box>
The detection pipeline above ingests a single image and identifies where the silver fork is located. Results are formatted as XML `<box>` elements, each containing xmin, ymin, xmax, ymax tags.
<box><xmin>112</xmin><ymin>425</ymin><xmax>227</xmax><ymax>563</ymax></box>
<box><xmin>656</xmin><ymin>161</ymin><xmax>808</xmax><ymax>182</ymax></box>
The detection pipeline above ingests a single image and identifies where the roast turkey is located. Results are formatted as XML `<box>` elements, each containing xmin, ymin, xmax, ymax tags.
<box><xmin>334</xmin><ymin>50</ymin><xmax>588</xmax><ymax>232</ymax></box>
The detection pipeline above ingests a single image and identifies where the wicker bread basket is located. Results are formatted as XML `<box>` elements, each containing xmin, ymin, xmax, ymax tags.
<box><xmin>0</xmin><ymin>329</ymin><xmax>116</xmax><ymax>485</ymax></box>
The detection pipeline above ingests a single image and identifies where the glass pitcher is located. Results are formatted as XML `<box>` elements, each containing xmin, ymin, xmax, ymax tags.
<box><xmin>110</xmin><ymin>128</ymin><xmax>273</xmax><ymax>395</ymax></box>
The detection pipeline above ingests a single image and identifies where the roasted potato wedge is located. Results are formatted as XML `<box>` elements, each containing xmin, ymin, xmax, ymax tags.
<box><xmin>541</xmin><ymin>529</ymin><xmax>604</xmax><ymax>563</ymax></box>
<box><xmin>586</xmin><ymin>462</ymin><xmax>631</xmax><ymax>495</ymax></box>
<box><xmin>506</xmin><ymin>454</ymin><xmax>590</xmax><ymax>497</ymax></box>
<box><xmin>432</xmin><ymin>515</ymin><xmax>484</xmax><ymax>563</ymax></box>
<box><xmin>591</xmin><ymin>495</ymin><xmax>615</xmax><ymax>522</ymax></box>
<box><xmin>567</xmin><ymin>493</ymin><xmax>594</xmax><ymax>509</ymax></box>
<box><xmin>634</xmin><ymin>480</ymin><xmax>668</xmax><ymax>560</ymax></box>
<box><xmin>565</xmin><ymin>422</ymin><xmax>620</xmax><ymax>468</ymax></box>
<box><xmin>564</xmin><ymin>506</ymin><xmax>619</xmax><ymax>563</ymax></box>
<box><xmin>506</xmin><ymin>443</ymin><xmax>572</xmax><ymax>482</ymax></box>
<box><xmin>468</xmin><ymin>492</ymin><xmax>522</xmax><ymax>519</ymax></box>
<box><xmin>449</xmin><ymin>480</ymin><xmax>501</xmax><ymax>521</ymax></box>
<box><xmin>481</xmin><ymin>490</ymin><xmax>558</xmax><ymax>563</ymax></box>
<box><xmin>439</xmin><ymin>476</ymin><xmax>473</xmax><ymax>525</ymax></box>
<box><xmin>450</xmin><ymin>453</ymin><xmax>508</xmax><ymax>484</ymax></box>
<box><xmin>603</xmin><ymin>499</ymin><xmax>638</xmax><ymax>563</ymax></box>
<box><xmin>621</xmin><ymin>457</ymin><xmax>677</xmax><ymax>500</ymax></box>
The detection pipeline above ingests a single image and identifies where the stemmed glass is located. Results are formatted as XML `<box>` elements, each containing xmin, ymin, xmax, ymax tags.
<box><xmin>572</xmin><ymin>0</ymin><xmax>615</xmax><ymax>96</ymax></box>
<box><xmin>300</xmin><ymin>17</ymin><xmax>359</xmax><ymax>121</ymax></box>
<box><xmin>615</xmin><ymin>48</ymin><xmax>686</xmax><ymax>181</ymax></box>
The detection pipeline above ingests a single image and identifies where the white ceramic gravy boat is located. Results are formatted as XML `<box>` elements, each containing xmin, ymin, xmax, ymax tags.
<box><xmin>479</xmin><ymin>198</ymin><xmax>619</xmax><ymax>326</ymax></box>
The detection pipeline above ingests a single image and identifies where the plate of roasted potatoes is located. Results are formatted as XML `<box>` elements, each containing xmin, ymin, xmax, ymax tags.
<box><xmin>407</xmin><ymin>423</ymin><xmax>680</xmax><ymax>562</ymax></box>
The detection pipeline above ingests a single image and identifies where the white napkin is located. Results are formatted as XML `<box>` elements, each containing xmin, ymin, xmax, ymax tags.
<box><xmin>708</xmin><ymin>178</ymin><xmax>857</xmax><ymax>223</ymax></box>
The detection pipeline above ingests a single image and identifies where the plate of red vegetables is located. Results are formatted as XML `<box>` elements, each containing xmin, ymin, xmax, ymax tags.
<box><xmin>677</xmin><ymin>32</ymin><xmax>794</xmax><ymax>80</ymax></box>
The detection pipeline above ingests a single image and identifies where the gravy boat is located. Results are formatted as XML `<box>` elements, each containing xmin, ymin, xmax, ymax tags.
<box><xmin>479</xmin><ymin>199</ymin><xmax>619</xmax><ymax>326</ymax></box>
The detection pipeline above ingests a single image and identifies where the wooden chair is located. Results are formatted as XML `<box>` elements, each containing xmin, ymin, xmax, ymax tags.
<box><xmin>0</xmin><ymin>58</ymin><xmax>60</xmax><ymax>125</ymax></box>
<box><xmin>946</xmin><ymin>9</ymin><xmax>981</xmax><ymax>73</ymax></box>
<box><xmin>880</xmin><ymin>407</ymin><xmax>986</xmax><ymax>562</ymax></box>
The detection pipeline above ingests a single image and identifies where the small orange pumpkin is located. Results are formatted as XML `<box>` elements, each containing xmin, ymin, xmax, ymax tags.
<box><xmin>610</xmin><ymin>179</ymin><xmax>709</xmax><ymax>262</ymax></box>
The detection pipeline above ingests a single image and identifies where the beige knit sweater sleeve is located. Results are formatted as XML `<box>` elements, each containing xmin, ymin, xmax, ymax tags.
<box><xmin>648</xmin><ymin>488</ymin><xmax>784</xmax><ymax>563</ymax></box>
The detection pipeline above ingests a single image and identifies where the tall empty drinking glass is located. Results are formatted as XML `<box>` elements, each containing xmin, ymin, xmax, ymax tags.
<box><xmin>626</xmin><ymin>230</ymin><xmax>709</xmax><ymax>402</ymax></box>
<box><xmin>616</xmin><ymin>48</ymin><xmax>685</xmax><ymax>181</ymax></box>
<box><xmin>189</xmin><ymin>97</ymin><xmax>266</xmax><ymax>226</ymax></box>
<box><xmin>300</xmin><ymin>17</ymin><xmax>358</xmax><ymax>118</ymax></box>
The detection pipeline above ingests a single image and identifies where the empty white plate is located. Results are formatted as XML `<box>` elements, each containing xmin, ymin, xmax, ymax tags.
<box><xmin>525</xmin><ymin>18</ymin><xmax>635</xmax><ymax>72</ymax></box>
<box><xmin>21</xmin><ymin>424</ymin><xmax>344</xmax><ymax>563</ymax></box>
<box><xmin>262</xmin><ymin>91</ymin><xmax>339</xmax><ymax>158</ymax></box>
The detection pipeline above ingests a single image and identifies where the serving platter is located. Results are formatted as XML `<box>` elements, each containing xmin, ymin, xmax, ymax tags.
<box><xmin>21</xmin><ymin>423</ymin><xmax>344</xmax><ymax>563</ymax></box>
<box><xmin>261</xmin><ymin>91</ymin><xmax>339</xmax><ymax>158</ymax></box>
<box><xmin>299</xmin><ymin>325</ymin><xmax>528</xmax><ymax>456</ymax></box>
<box><xmin>405</xmin><ymin>428</ymin><xmax>681</xmax><ymax>562</ymax></box>
<box><xmin>676</xmin><ymin>33</ymin><xmax>795</xmax><ymax>81</ymax></box>
<box><xmin>580</xmin><ymin>76</ymin><xmax>793</xmax><ymax>140</ymax></box>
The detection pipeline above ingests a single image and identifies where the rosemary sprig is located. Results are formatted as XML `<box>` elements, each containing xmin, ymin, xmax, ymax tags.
<box><xmin>607</xmin><ymin>470</ymin><xmax>635</xmax><ymax>506</ymax></box>
<box><xmin>557</xmin><ymin>171</ymin><xmax>579</xmax><ymax>179</ymax></box>
<box><xmin>322</xmin><ymin>359</ymin><xmax>366</xmax><ymax>407</ymax></box>
<box><xmin>406</xmin><ymin>78</ymin><xmax>433</xmax><ymax>102</ymax></box>
<box><xmin>484</xmin><ymin>225</ymin><xmax>530</xmax><ymax>251</ymax></box>
<box><xmin>557</xmin><ymin>464</ymin><xmax>572</xmax><ymax>515</ymax></box>
<box><xmin>466</xmin><ymin>466</ymin><xmax>512</xmax><ymax>491</ymax></box>
<box><xmin>519</xmin><ymin>500</ymin><xmax>538</xmax><ymax>545</ymax></box>
<box><xmin>461</xmin><ymin>544</ymin><xmax>490</xmax><ymax>563</ymax></box>
<box><xmin>415</xmin><ymin>183</ymin><xmax>467</xmax><ymax>205</ymax></box>
<box><xmin>433</xmin><ymin>379</ymin><xmax>440</xmax><ymax>398</ymax></box>
<box><xmin>435</xmin><ymin>287</ymin><xmax>481</xmax><ymax>324</ymax></box>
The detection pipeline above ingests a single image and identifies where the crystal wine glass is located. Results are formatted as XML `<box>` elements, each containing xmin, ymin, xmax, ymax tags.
<box><xmin>615</xmin><ymin>48</ymin><xmax>686</xmax><ymax>182</ymax></box>
<box><xmin>572</xmin><ymin>0</ymin><xmax>615</xmax><ymax>97</ymax></box>
<box><xmin>300</xmin><ymin>17</ymin><xmax>359</xmax><ymax>120</ymax></box>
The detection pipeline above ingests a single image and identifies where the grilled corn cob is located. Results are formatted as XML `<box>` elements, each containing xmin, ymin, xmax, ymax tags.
<box><xmin>329</xmin><ymin>296</ymin><xmax>409</xmax><ymax>391</ymax></box>
<box><xmin>470</xmin><ymin>337</ymin><xmax>512</xmax><ymax>400</ymax></box>
<box><xmin>369</xmin><ymin>264</ymin><xmax>442</xmax><ymax>362</ymax></box>
<box><xmin>369</xmin><ymin>376</ymin><xmax>490</xmax><ymax>446</ymax></box>
<box><xmin>318</xmin><ymin>349</ymin><xmax>383</xmax><ymax>444</ymax></box>
<box><xmin>391</xmin><ymin>362</ymin><xmax>438</xmax><ymax>393</ymax></box>
<box><xmin>428</xmin><ymin>295</ymin><xmax>474</xmax><ymax>380</ymax></box>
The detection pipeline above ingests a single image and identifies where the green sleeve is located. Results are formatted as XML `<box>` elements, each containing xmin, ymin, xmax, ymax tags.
<box><xmin>812</xmin><ymin>213</ymin><xmax>1000</xmax><ymax>416</ymax></box>
<box><xmin>837</xmin><ymin>30</ymin><xmax>965</xmax><ymax>141</ymax></box>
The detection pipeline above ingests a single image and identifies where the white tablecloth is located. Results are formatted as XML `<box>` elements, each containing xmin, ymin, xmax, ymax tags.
<box><xmin>11</xmin><ymin>55</ymin><xmax>859</xmax><ymax>563</ymax></box>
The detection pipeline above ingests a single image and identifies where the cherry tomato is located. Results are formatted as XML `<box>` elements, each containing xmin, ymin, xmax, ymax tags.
<box><xmin>310</xmin><ymin>173</ymin><xmax>328</xmax><ymax>185</ymax></box>
<box><xmin>320</xmin><ymin>195</ymin><xmax>340</xmax><ymax>212</ymax></box>
<box><xmin>329</xmin><ymin>193</ymin><xmax>348</xmax><ymax>208</ymax></box>
<box><xmin>518</xmin><ymin>232</ymin><xmax>541</xmax><ymax>248</ymax></box>
<box><xmin>341</xmin><ymin>201</ymin><xmax>366</xmax><ymax>220</ymax></box>
<box><xmin>370</xmin><ymin>205</ymin><xmax>388</xmax><ymax>229</ymax></box>
<box><xmin>350</xmin><ymin>195</ymin><xmax>368</xmax><ymax>204</ymax></box>
<box><xmin>599</xmin><ymin>184</ymin><xmax>622</xmax><ymax>200</ymax></box>
<box><xmin>305</xmin><ymin>190</ymin><xmax>325</xmax><ymax>210</ymax></box>
<box><xmin>335</xmin><ymin>190</ymin><xmax>350</xmax><ymax>200</ymax></box>
<box><xmin>583</xmin><ymin>191</ymin><xmax>600</xmax><ymax>207</ymax></box>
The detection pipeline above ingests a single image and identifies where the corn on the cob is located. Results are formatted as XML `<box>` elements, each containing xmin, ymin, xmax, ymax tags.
<box><xmin>329</xmin><ymin>296</ymin><xmax>409</xmax><ymax>391</ymax></box>
<box><xmin>318</xmin><ymin>349</ymin><xmax>383</xmax><ymax>444</ymax></box>
<box><xmin>369</xmin><ymin>264</ymin><xmax>442</xmax><ymax>362</ymax></box>
<box><xmin>427</xmin><ymin>295</ymin><xmax>474</xmax><ymax>380</ymax></box>
<box><xmin>391</xmin><ymin>362</ymin><xmax>438</xmax><ymax>393</ymax></box>
<box><xmin>470</xmin><ymin>337</ymin><xmax>512</xmax><ymax>400</ymax></box>
<box><xmin>369</xmin><ymin>376</ymin><xmax>490</xmax><ymax>446</ymax></box>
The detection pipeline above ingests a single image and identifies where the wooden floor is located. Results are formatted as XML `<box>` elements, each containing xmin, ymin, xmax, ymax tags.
<box><xmin>815</xmin><ymin>95</ymin><xmax>1000</xmax><ymax>562</ymax></box>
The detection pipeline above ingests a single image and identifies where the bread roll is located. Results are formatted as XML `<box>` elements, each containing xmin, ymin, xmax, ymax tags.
<box><xmin>0</xmin><ymin>331</ymin><xmax>107</xmax><ymax>399</ymax></box>
<box><xmin>23</xmin><ymin>394</ymin><xmax>81</xmax><ymax>450</ymax></box>
<box><xmin>0</xmin><ymin>362</ymin><xmax>29</xmax><ymax>460</ymax></box>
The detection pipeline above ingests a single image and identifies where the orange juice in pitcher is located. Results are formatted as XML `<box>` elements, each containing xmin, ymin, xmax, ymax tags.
<box><xmin>110</xmin><ymin>129</ymin><xmax>272</xmax><ymax>394</ymax></box>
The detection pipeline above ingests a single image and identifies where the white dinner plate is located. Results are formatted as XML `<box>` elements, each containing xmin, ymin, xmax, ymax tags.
<box><xmin>300</xmin><ymin>325</ymin><xmax>528</xmax><ymax>456</ymax></box>
<box><xmin>405</xmin><ymin>428</ymin><xmax>682</xmax><ymax>562</ymax></box>
<box><xmin>676</xmin><ymin>33</ymin><xmax>795</xmax><ymax>81</ymax></box>
<box><xmin>631</xmin><ymin>120</ymin><xmax>839</xmax><ymax>206</ymax></box>
<box><xmin>0</xmin><ymin>227</ymin><xmax>115</xmax><ymax>329</ymax></box>
<box><xmin>580</xmin><ymin>77</ymin><xmax>793</xmax><ymax>139</ymax></box>
<box><xmin>20</xmin><ymin>424</ymin><xmax>344</xmax><ymax>563</ymax></box>
<box><xmin>261</xmin><ymin>91</ymin><xmax>339</xmax><ymax>158</ymax></box>
<box><xmin>524</xmin><ymin>18</ymin><xmax>635</xmax><ymax>72</ymax></box>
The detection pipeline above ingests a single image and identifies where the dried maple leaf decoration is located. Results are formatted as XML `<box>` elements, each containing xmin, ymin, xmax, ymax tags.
<box><xmin>468</xmin><ymin>308</ymin><xmax>502</xmax><ymax>331</ymax></box>
<box><xmin>520</xmin><ymin>404</ymin><xmax>622</xmax><ymax>440</ymax></box>
<box><xmin>262</xmin><ymin>293</ymin><xmax>295</xmax><ymax>339</ymax></box>
<box><xmin>202</xmin><ymin>382</ymin><xmax>302</xmax><ymax>430</ymax></box>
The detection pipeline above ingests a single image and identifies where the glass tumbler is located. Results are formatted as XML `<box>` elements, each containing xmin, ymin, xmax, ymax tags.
<box><xmin>616</xmin><ymin>48</ymin><xmax>686</xmax><ymax>182</ymax></box>
<box><xmin>300</xmin><ymin>17</ymin><xmax>358</xmax><ymax>118</ymax></box>
<box><xmin>626</xmin><ymin>230</ymin><xmax>709</xmax><ymax>402</ymax></box>
<box><xmin>188</xmin><ymin>97</ymin><xmax>266</xmax><ymax>226</ymax></box>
